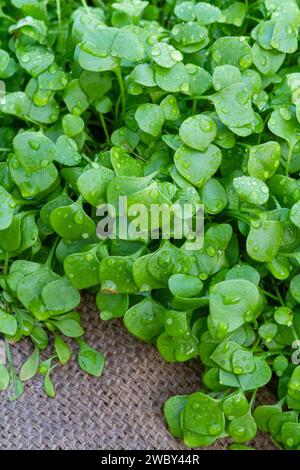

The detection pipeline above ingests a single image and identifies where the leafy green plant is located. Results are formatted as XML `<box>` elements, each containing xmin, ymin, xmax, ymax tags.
<box><xmin>1</xmin><ymin>0</ymin><xmax>300</xmax><ymax>450</ymax></box>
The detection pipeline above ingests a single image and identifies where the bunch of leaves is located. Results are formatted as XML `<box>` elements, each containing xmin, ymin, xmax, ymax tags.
<box><xmin>1</xmin><ymin>0</ymin><xmax>300</xmax><ymax>450</ymax></box>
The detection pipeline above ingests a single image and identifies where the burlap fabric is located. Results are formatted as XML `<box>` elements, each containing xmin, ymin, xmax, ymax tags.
<box><xmin>0</xmin><ymin>293</ymin><xmax>275</xmax><ymax>450</ymax></box>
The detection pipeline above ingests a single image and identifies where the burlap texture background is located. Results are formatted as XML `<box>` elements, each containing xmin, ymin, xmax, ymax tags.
<box><xmin>0</xmin><ymin>294</ymin><xmax>275</xmax><ymax>450</ymax></box>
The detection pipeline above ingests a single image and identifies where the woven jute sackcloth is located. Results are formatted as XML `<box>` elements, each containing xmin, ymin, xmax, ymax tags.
<box><xmin>0</xmin><ymin>293</ymin><xmax>275</xmax><ymax>450</ymax></box>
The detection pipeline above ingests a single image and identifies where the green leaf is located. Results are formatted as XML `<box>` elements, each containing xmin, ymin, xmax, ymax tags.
<box><xmin>0</xmin><ymin>185</ymin><xmax>15</xmax><ymax>230</ymax></box>
<box><xmin>212</xmin><ymin>37</ymin><xmax>252</xmax><ymax>70</ymax></box>
<box><xmin>0</xmin><ymin>364</ymin><xmax>10</xmax><ymax>391</ymax></box>
<box><xmin>248</xmin><ymin>142</ymin><xmax>281</xmax><ymax>181</ymax></box>
<box><xmin>179</xmin><ymin>115</ymin><xmax>217</xmax><ymax>151</ymax></box>
<box><xmin>208</xmin><ymin>280</ymin><xmax>261</xmax><ymax>339</ymax></box>
<box><xmin>19</xmin><ymin>346</ymin><xmax>39</xmax><ymax>381</ymax></box>
<box><xmin>174</xmin><ymin>144</ymin><xmax>222</xmax><ymax>188</ymax></box>
<box><xmin>233</xmin><ymin>176</ymin><xmax>269</xmax><ymax>205</ymax></box>
<box><xmin>77</xmin><ymin>340</ymin><xmax>105</xmax><ymax>377</ymax></box>
<box><xmin>54</xmin><ymin>319</ymin><xmax>84</xmax><ymax>338</ymax></box>
<box><xmin>194</xmin><ymin>3</ymin><xmax>221</xmax><ymax>25</ymax></box>
<box><xmin>211</xmin><ymin>82</ymin><xmax>254</xmax><ymax>128</ymax></box>
<box><xmin>54</xmin><ymin>335</ymin><xmax>72</xmax><ymax>366</ymax></box>
<box><xmin>135</xmin><ymin>104</ymin><xmax>165</xmax><ymax>137</ymax></box>
<box><xmin>228</xmin><ymin>412</ymin><xmax>257</xmax><ymax>443</ymax></box>
<box><xmin>124</xmin><ymin>297</ymin><xmax>165</xmax><ymax>342</ymax></box>
<box><xmin>164</xmin><ymin>395</ymin><xmax>187</xmax><ymax>438</ymax></box>
<box><xmin>0</xmin><ymin>309</ymin><xmax>17</xmax><ymax>336</ymax></box>
<box><xmin>246</xmin><ymin>219</ymin><xmax>284</xmax><ymax>262</ymax></box>
<box><xmin>150</xmin><ymin>43</ymin><xmax>182</xmax><ymax>68</ymax></box>
<box><xmin>44</xmin><ymin>370</ymin><xmax>55</xmax><ymax>398</ymax></box>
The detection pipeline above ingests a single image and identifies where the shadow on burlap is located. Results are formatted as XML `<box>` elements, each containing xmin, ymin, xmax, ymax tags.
<box><xmin>0</xmin><ymin>294</ymin><xmax>275</xmax><ymax>450</ymax></box>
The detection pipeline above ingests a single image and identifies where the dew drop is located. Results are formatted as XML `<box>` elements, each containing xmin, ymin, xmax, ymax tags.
<box><xmin>182</xmin><ymin>160</ymin><xmax>190</xmax><ymax>169</ymax></box>
<box><xmin>212</xmin><ymin>50</ymin><xmax>222</xmax><ymax>63</ymax></box>
<box><xmin>74</xmin><ymin>212</ymin><xmax>84</xmax><ymax>224</ymax></box>
<box><xmin>11</xmin><ymin>159</ymin><xmax>20</xmax><ymax>169</ymax></box>
<box><xmin>260</xmin><ymin>56</ymin><xmax>267</xmax><ymax>66</ymax></box>
<box><xmin>180</xmin><ymin>82</ymin><xmax>189</xmax><ymax>92</ymax></box>
<box><xmin>170</xmin><ymin>50</ymin><xmax>182</xmax><ymax>62</ymax></box>
<box><xmin>279</xmin><ymin>107</ymin><xmax>292</xmax><ymax>121</ymax></box>
<box><xmin>151</xmin><ymin>46</ymin><xmax>161</xmax><ymax>57</ymax></box>
<box><xmin>208</xmin><ymin>424</ymin><xmax>221</xmax><ymax>436</ymax></box>
<box><xmin>206</xmin><ymin>246</ymin><xmax>216</xmax><ymax>257</ymax></box>
<box><xmin>22</xmin><ymin>54</ymin><xmax>30</xmax><ymax>63</ymax></box>
<box><xmin>239</xmin><ymin>54</ymin><xmax>252</xmax><ymax>69</ymax></box>
<box><xmin>29</xmin><ymin>140</ymin><xmax>40</xmax><ymax>151</ymax></box>
<box><xmin>200</xmin><ymin>118</ymin><xmax>213</xmax><ymax>133</ymax></box>
<box><xmin>286</xmin><ymin>438</ymin><xmax>294</xmax><ymax>447</ymax></box>
<box><xmin>72</xmin><ymin>106</ymin><xmax>81</xmax><ymax>115</ymax></box>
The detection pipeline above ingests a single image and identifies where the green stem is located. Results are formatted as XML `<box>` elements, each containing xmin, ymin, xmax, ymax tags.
<box><xmin>115</xmin><ymin>66</ymin><xmax>126</xmax><ymax>122</ymax></box>
<box><xmin>115</xmin><ymin>94</ymin><xmax>121</xmax><ymax>119</ymax></box>
<box><xmin>5</xmin><ymin>337</ymin><xmax>13</xmax><ymax>368</ymax></box>
<box><xmin>56</xmin><ymin>0</ymin><xmax>63</xmax><ymax>46</ymax></box>
<box><xmin>224</xmin><ymin>210</ymin><xmax>251</xmax><ymax>225</ymax></box>
<box><xmin>24</xmin><ymin>210</ymin><xmax>39</xmax><ymax>217</ymax></box>
<box><xmin>257</xmin><ymin>111</ymin><xmax>272</xmax><ymax>145</ymax></box>
<box><xmin>239</xmin><ymin>207</ymin><xmax>261</xmax><ymax>215</ymax></box>
<box><xmin>250</xmin><ymin>389</ymin><xmax>257</xmax><ymax>408</ymax></box>
<box><xmin>24</xmin><ymin>116</ymin><xmax>46</xmax><ymax>128</ymax></box>
<box><xmin>3</xmin><ymin>252</ymin><xmax>9</xmax><ymax>276</ymax></box>
<box><xmin>246</xmin><ymin>15</ymin><xmax>261</xmax><ymax>22</ymax></box>
<box><xmin>292</xmin><ymin>326</ymin><xmax>300</xmax><ymax>343</ymax></box>
<box><xmin>238</xmin><ymin>142</ymin><xmax>251</xmax><ymax>149</ymax></box>
<box><xmin>95</xmin><ymin>0</ymin><xmax>108</xmax><ymax>10</ymax></box>
<box><xmin>249</xmin><ymin>0</ymin><xmax>263</xmax><ymax>10</ymax></box>
<box><xmin>99</xmin><ymin>113</ymin><xmax>110</xmax><ymax>144</ymax></box>
<box><xmin>272</xmin><ymin>281</ymin><xmax>284</xmax><ymax>306</ymax></box>
<box><xmin>285</xmin><ymin>143</ymin><xmax>293</xmax><ymax>175</ymax></box>
<box><xmin>45</xmin><ymin>237</ymin><xmax>59</xmax><ymax>268</ymax></box>
<box><xmin>182</xmin><ymin>95</ymin><xmax>209</xmax><ymax>101</ymax></box>
<box><xmin>81</xmin><ymin>0</ymin><xmax>91</xmax><ymax>16</ymax></box>
<box><xmin>259</xmin><ymin>288</ymin><xmax>279</xmax><ymax>302</ymax></box>
<box><xmin>14</xmin><ymin>199</ymin><xmax>39</xmax><ymax>206</ymax></box>
<box><xmin>82</xmin><ymin>154</ymin><xmax>92</xmax><ymax>164</ymax></box>
<box><xmin>0</xmin><ymin>8</ymin><xmax>15</xmax><ymax>23</ymax></box>
<box><xmin>192</xmin><ymin>100</ymin><xmax>197</xmax><ymax>115</ymax></box>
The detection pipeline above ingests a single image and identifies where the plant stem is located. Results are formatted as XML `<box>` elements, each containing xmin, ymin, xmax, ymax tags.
<box><xmin>82</xmin><ymin>154</ymin><xmax>92</xmax><ymax>164</ymax></box>
<box><xmin>99</xmin><ymin>113</ymin><xmax>110</xmax><ymax>144</ymax></box>
<box><xmin>285</xmin><ymin>143</ymin><xmax>293</xmax><ymax>175</ymax></box>
<box><xmin>56</xmin><ymin>0</ymin><xmax>63</xmax><ymax>47</ymax></box>
<box><xmin>246</xmin><ymin>15</ymin><xmax>261</xmax><ymax>22</ymax></box>
<box><xmin>0</xmin><ymin>8</ymin><xmax>15</xmax><ymax>23</ymax></box>
<box><xmin>81</xmin><ymin>0</ymin><xmax>91</xmax><ymax>16</ymax></box>
<box><xmin>23</xmin><ymin>210</ymin><xmax>39</xmax><ymax>218</ymax></box>
<box><xmin>192</xmin><ymin>100</ymin><xmax>197</xmax><ymax>115</ymax></box>
<box><xmin>115</xmin><ymin>66</ymin><xmax>126</xmax><ymax>122</ymax></box>
<box><xmin>224</xmin><ymin>210</ymin><xmax>251</xmax><ymax>225</ymax></box>
<box><xmin>259</xmin><ymin>288</ymin><xmax>279</xmax><ymax>302</ymax></box>
<box><xmin>272</xmin><ymin>281</ymin><xmax>284</xmax><ymax>306</ymax></box>
<box><xmin>250</xmin><ymin>389</ymin><xmax>257</xmax><ymax>408</ymax></box>
<box><xmin>45</xmin><ymin>237</ymin><xmax>59</xmax><ymax>268</ymax></box>
<box><xmin>4</xmin><ymin>252</ymin><xmax>9</xmax><ymax>276</ymax></box>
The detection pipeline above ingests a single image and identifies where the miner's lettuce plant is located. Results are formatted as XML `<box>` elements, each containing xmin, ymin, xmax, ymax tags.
<box><xmin>1</xmin><ymin>0</ymin><xmax>300</xmax><ymax>450</ymax></box>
